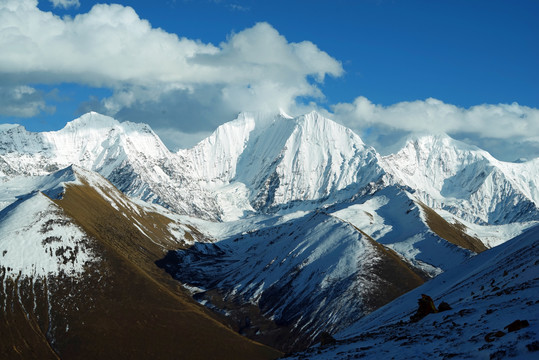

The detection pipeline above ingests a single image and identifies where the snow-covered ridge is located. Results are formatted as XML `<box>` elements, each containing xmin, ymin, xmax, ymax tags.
<box><xmin>179</xmin><ymin>110</ymin><xmax>384</xmax><ymax>213</ymax></box>
<box><xmin>0</xmin><ymin>191</ymin><xmax>94</xmax><ymax>278</ymax></box>
<box><xmin>0</xmin><ymin>123</ymin><xmax>19</xmax><ymax>131</ymax></box>
<box><xmin>0</xmin><ymin>110</ymin><xmax>537</xmax><ymax>225</ymax></box>
<box><xmin>157</xmin><ymin>205</ymin><xmax>431</xmax><ymax>351</ymax></box>
<box><xmin>382</xmin><ymin>134</ymin><xmax>539</xmax><ymax>224</ymax></box>
<box><xmin>0</xmin><ymin>165</ymin><xmax>100</xmax><ymax>278</ymax></box>
<box><xmin>1</xmin><ymin>111</ymin><xmax>537</xmax><ymax>355</ymax></box>
<box><xmin>0</xmin><ymin>111</ymin><xmax>170</xmax><ymax>176</ymax></box>
<box><xmin>0</xmin><ymin>163</ymin><xmax>193</xmax><ymax>280</ymax></box>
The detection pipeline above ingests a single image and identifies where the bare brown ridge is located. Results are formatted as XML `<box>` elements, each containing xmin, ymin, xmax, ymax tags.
<box><xmin>418</xmin><ymin>202</ymin><xmax>487</xmax><ymax>253</ymax></box>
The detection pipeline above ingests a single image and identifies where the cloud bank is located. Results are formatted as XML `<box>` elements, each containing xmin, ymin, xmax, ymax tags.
<box><xmin>332</xmin><ymin>97</ymin><xmax>539</xmax><ymax>161</ymax></box>
<box><xmin>0</xmin><ymin>0</ymin><xmax>342</xmax><ymax>137</ymax></box>
<box><xmin>0</xmin><ymin>85</ymin><xmax>54</xmax><ymax>117</ymax></box>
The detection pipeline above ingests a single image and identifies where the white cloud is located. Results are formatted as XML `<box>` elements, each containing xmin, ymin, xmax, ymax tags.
<box><xmin>333</xmin><ymin>96</ymin><xmax>539</xmax><ymax>140</ymax></box>
<box><xmin>0</xmin><ymin>0</ymin><xmax>342</xmax><ymax>134</ymax></box>
<box><xmin>332</xmin><ymin>96</ymin><xmax>539</xmax><ymax>161</ymax></box>
<box><xmin>49</xmin><ymin>0</ymin><xmax>80</xmax><ymax>9</ymax></box>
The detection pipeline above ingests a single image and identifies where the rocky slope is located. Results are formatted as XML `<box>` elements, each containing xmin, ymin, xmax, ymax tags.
<box><xmin>157</xmin><ymin>183</ymin><xmax>488</xmax><ymax>352</ymax></box>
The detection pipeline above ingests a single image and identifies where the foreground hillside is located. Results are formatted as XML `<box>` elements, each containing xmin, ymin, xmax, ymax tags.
<box><xmin>0</xmin><ymin>166</ymin><xmax>281</xmax><ymax>359</ymax></box>
<box><xmin>287</xmin><ymin>224</ymin><xmax>539</xmax><ymax>359</ymax></box>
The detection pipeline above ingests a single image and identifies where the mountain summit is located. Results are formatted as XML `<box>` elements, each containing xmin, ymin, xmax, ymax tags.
<box><xmin>179</xmin><ymin>111</ymin><xmax>384</xmax><ymax>215</ymax></box>
<box><xmin>383</xmin><ymin>133</ymin><xmax>539</xmax><ymax>224</ymax></box>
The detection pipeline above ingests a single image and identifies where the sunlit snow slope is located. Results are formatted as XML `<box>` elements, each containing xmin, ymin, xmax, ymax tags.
<box><xmin>1</xmin><ymin>111</ymin><xmax>537</xmax><ymax>227</ymax></box>
<box><xmin>383</xmin><ymin>134</ymin><xmax>539</xmax><ymax>224</ymax></box>
<box><xmin>1</xmin><ymin>110</ymin><xmax>537</xmax><ymax>357</ymax></box>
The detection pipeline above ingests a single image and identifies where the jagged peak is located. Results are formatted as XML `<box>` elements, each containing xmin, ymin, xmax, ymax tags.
<box><xmin>64</xmin><ymin>111</ymin><xmax>120</xmax><ymax>130</ymax></box>
<box><xmin>298</xmin><ymin>110</ymin><xmax>363</xmax><ymax>140</ymax></box>
<box><xmin>395</xmin><ymin>132</ymin><xmax>491</xmax><ymax>159</ymax></box>
<box><xmin>302</xmin><ymin>109</ymin><xmax>326</xmax><ymax>119</ymax></box>
<box><xmin>203</xmin><ymin>110</ymin><xmax>366</xmax><ymax>153</ymax></box>
<box><xmin>191</xmin><ymin>110</ymin><xmax>297</xmax><ymax>152</ymax></box>
<box><xmin>406</xmin><ymin>132</ymin><xmax>467</xmax><ymax>147</ymax></box>
<box><xmin>213</xmin><ymin>110</ymin><xmax>365</xmax><ymax>148</ymax></box>
<box><xmin>61</xmin><ymin>112</ymin><xmax>157</xmax><ymax>137</ymax></box>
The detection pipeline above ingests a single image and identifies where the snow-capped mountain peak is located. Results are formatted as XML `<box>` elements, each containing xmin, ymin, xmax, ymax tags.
<box><xmin>178</xmin><ymin>110</ymin><xmax>384</xmax><ymax>216</ymax></box>
<box><xmin>1</xmin><ymin>110</ymin><xmax>538</xmax><ymax>357</ymax></box>
<box><xmin>382</xmin><ymin>133</ymin><xmax>539</xmax><ymax>224</ymax></box>
<box><xmin>62</xmin><ymin>111</ymin><xmax>120</xmax><ymax>130</ymax></box>
<box><xmin>0</xmin><ymin>111</ymin><xmax>537</xmax><ymax>225</ymax></box>
<box><xmin>0</xmin><ymin>123</ymin><xmax>20</xmax><ymax>131</ymax></box>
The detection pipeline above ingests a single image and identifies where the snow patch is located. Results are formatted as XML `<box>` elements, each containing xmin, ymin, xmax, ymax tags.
<box><xmin>0</xmin><ymin>192</ymin><xmax>95</xmax><ymax>278</ymax></box>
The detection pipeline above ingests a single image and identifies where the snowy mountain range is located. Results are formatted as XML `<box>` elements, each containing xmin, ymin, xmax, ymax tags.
<box><xmin>2</xmin><ymin>111</ymin><xmax>537</xmax><ymax>225</ymax></box>
<box><xmin>1</xmin><ymin>111</ymin><xmax>538</xmax><ymax>358</ymax></box>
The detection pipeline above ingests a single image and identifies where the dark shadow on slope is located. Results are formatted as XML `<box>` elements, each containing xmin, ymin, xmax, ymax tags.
<box><xmin>156</xmin><ymin>209</ymin><xmax>429</xmax><ymax>353</ymax></box>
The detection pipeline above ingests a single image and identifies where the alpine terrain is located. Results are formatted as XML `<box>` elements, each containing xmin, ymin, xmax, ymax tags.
<box><xmin>1</xmin><ymin>111</ymin><xmax>537</xmax><ymax>358</ymax></box>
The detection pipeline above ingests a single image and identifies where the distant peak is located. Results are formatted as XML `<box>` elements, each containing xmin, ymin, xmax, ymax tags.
<box><xmin>405</xmin><ymin>133</ymin><xmax>466</xmax><ymax>149</ymax></box>
<box><xmin>395</xmin><ymin>133</ymin><xmax>493</xmax><ymax>159</ymax></box>
<box><xmin>305</xmin><ymin>109</ymin><xmax>323</xmax><ymax>117</ymax></box>
<box><xmin>300</xmin><ymin>110</ymin><xmax>353</xmax><ymax>129</ymax></box>
<box><xmin>64</xmin><ymin>112</ymin><xmax>120</xmax><ymax>130</ymax></box>
<box><xmin>407</xmin><ymin>132</ymin><xmax>452</xmax><ymax>143</ymax></box>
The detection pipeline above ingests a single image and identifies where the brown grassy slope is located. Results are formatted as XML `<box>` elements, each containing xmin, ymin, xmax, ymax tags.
<box><xmin>46</xmin><ymin>179</ymin><xmax>281</xmax><ymax>360</ymax></box>
<box><xmin>0</xmin><ymin>276</ymin><xmax>59</xmax><ymax>360</ymax></box>
<box><xmin>418</xmin><ymin>202</ymin><xmax>487</xmax><ymax>253</ymax></box>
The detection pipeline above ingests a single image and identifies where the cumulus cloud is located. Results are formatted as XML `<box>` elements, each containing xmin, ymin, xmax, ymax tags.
<box><xmin>332</xmin><ymin>96</ymin><xmax>539</xmax><ymax>161</ymax></box>
<box><xmin>49</xmin><ymin>0</ymin><xmax>80</xmax><ymax>9</ymax></box>
<box><xmin>0</xmin><ymin>0</ymin><xmax>342</xmax><ymax>146</ymax></box>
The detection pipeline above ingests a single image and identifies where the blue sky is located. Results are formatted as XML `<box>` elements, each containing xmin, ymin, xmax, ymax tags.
<box><xmin>1</xmin><ymin>0</ymin><xmax>538</xmax><ymax>160</ymax></box>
